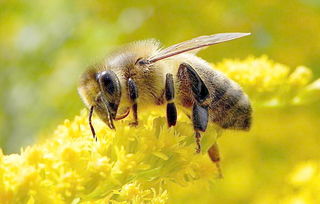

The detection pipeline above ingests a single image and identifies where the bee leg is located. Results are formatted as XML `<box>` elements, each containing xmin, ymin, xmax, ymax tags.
<box><xmin>181</xmin><ymin>63</ymin><xmax>209</xmax><ymax>103</ymax></box>
<box><xmin>208</xmin><ymin>142</ymin><xmax>223</xmax><ymax>178</ymax></box>
<box><xmin>89</xmin><ymin>105</ymin><xmax>97</xmax><ymax>141</ymax></box>
<box><xmin>192</xmin><ymin>104</ymin><xmax>208</xmax><ymax>153</ymax></box>
<box><xmin>128</xmin><ymin>78</ymin><xmax>139</xmax><ymax>126</ymax></box>
<box><xmin>165</xmin><ymin>73</ymin><xmax>177</xmax><ymax>127</ymax></box>
<box><xmin>180</xmin><ymin>63</ymin><xmax>210</xmax><ymax>153</ymax></box>
<box><xmin>130</xmin><ymin>104</ymin><xmax>138</xmax><ymax>126</ymax></box>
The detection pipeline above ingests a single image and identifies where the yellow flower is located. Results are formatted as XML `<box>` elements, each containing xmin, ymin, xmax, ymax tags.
<box><xmin>0</xmin><ymin>56</ymin><xmax>319</xmax><ymax>203</ymax></box>
<box><xmin>0</xmin><ymin>110</ymin><xmax>218</xmax><ymax>203</ymax></box>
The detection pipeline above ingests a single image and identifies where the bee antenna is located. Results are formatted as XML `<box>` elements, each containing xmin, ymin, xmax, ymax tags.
<box><xmin>89</xmin><ymin>106</ymin><xmax>97</xmax><ymax>141</ymax></box>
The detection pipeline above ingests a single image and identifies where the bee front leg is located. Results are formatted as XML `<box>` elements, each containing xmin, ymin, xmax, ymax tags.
<box><xmin>128</xmin><ymin>78</ymin><xmax>139</xmax><ymax>126</ymax></box>
<box><xmin>165</xmin><ymin>73</ymin><xmax>177</xmax><ymax>127</ymax></box>
<box><xmin>89</xmin><ymin>105</ymin><xmax>97</xmax><ymax>141</ymax></box>
<box><xmin>179</xmin><ymin>63</ymin><xmax>209</xmax><ymax>153</ymax></box>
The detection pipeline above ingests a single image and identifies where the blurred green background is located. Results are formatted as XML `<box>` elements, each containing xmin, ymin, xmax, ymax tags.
<box><xmin>1</xmin><ymin>0</ymin><xmax>320</xmax><ymax>203</ymax></box>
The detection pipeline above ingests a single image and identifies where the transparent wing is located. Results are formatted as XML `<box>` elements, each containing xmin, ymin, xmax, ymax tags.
<box><xmin>147</xmin><ymin>33</ymin><xmax>250</xmax><ymax>63</ymax></box>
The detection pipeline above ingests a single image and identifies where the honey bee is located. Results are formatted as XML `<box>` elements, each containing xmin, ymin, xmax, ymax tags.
<box><xmin>78</xmin><ymin>33</ymin><xmax>252</xmax><ymax>171</ymax></box>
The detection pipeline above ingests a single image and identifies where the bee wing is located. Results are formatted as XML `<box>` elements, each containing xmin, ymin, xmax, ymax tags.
<box><xmin>147</xmin><ymin>33</ymin><xmax>250</xmax><ymax>63</ymax></box>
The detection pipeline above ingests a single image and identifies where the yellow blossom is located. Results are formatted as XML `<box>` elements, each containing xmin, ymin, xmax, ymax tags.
<box><xmin>0</xmin><ymin>56</ymin><xmax>319</xmax><ymax>203</ymax></box>
<box><xmin>0</xmin><ymin>110</ymin><xmax>218</xmax><ymax>203</ymax></box>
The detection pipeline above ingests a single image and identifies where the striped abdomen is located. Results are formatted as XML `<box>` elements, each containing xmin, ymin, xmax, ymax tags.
<box><xmin>207</xmin><ymin>70</ymin><xmax>252</xmax><ymax>130</ymax></box>
<box><xmin>175</xmin><ymin>54</ymin><xmax>252</xmax><ymax>131</ymax></box>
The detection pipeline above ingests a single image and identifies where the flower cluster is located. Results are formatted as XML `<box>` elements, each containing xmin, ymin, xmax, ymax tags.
<box><xmin>0</xmin><ymin>110</ymin><xmax>218</xmax><ymax>203</ymax></box>
<box><xmin>0</xmin><ymin>56</ymin><xmax>319</xmax><ymax>203</ymax></box>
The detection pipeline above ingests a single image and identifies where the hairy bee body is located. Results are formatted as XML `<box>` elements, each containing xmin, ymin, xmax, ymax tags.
<box><xmin>78</xmin><ymin>33</ymin><xmax>252</xmax><ymax>169</ymax></box>
<box><xmin>79</xmin><ymin>40</ymin><xmax>251</xmax><ymax>130</ymax></box>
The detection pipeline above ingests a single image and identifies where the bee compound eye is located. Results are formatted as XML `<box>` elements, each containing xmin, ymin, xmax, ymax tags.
<box><xmin>98</xmin><ymin>71</ymin><xmax>120</xmax><ymax>96</ymax></box>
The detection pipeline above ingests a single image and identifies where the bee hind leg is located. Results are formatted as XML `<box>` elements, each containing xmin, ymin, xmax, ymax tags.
<box><xmin>128</xmin><ymin>78</ymin><xmax>139</xmax><ymax>126</ymax></box>
<box><xmin>165</xmin><ymin>73</ymin><xmax>177</xmax><ymax>127</ymax></box>
<box><xmin>192</xmin><ymin>104</ymin><xmax>208</xmax><ymax>153</ymax></box>
<box><xmin>179</xmin><ymin>63</ymin><xmax>210</xmax><ymax>153</ymax></box>
<box><xmin>208</xmin><ymin>142</ymin><xmax>223</xmax><ymax>178</ymax></box>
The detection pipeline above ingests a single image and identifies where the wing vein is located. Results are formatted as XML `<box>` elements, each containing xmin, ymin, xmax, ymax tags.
<box><xmin>147</xmin><ymin>33</ymin><xmax>250</xmax><ymax>63</ymax></box>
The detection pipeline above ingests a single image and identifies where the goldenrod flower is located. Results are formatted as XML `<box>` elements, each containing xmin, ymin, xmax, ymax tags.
<box><xmin>0</xmin><ymin>110</ymin><xmax>218</xmax><ymax>203</ymax></box>
<box><xmin>0</xmin><ymin>56</ymin><xmax>319</xmax><ymax>203</ymax></box>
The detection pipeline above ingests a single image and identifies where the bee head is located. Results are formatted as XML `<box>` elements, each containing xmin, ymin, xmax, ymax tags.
<box><xmin>78</xmin><ymin>68</ymin><xmax>122</xmax><ymax>130</ymax></box>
